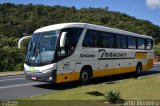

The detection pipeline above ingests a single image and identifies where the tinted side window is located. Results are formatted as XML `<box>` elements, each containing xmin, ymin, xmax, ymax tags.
<box><xmin>83</xmin><ymin>30</ymin><xmax>100</xmax><ymax>47</ymax></box>
<box><xmin>137</xmin><ymin>38</ymin><xmax>145</xmax><ymax>49</ymax></box>
<box><xmin>146</xmin><ymin>39</ymin><xmax>153</xmax><ymax>50</ymax></box>
<box><xmin>128</xmin><ymin>36</ymin><xmax>136</xmax><ymax>49</ymax></box>
<box><xmin>116</xmin><ymin>34</ymin><xmax>127</xmax><ymax>49</ymax></box>
<box><xmin>100</xmin><ymin>32</ymin><xmax>114</xmax><ymax>48</ymax></box>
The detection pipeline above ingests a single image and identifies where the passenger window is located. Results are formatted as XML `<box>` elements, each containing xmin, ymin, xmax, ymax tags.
<box><xmin>83</xmin><ymin>30</ymin><xmax>100</xmax><ymax>47</ymax></box>
<box><xmin>128</xmin><ymin>36</ymin><xmax>136</xmax><ymax>49</ymax></box>
<box><xmin>137</xmin><ymin>38</ymin><xmax>145</xmax><ymax>49</ymax></box>
<box><xmin>146</xmin><ymin>39</ymin><xmax>153</xmax><ymax>50</ymax></box>
<box><xmin>116</xmin><ymin>35</ymin><xmax>127</xmax><ymax>49</ymax></box>
<box><xmin>100</xmin><ymin>32</ymin><xmax>114</xmax><ymax>48</ymax></box>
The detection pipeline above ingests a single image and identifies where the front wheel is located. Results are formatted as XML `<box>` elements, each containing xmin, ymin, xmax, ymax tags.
<box><xmin>80</xmin><ymin>68</ymin><xmax>91</xmax><ymax>85</ymax></box>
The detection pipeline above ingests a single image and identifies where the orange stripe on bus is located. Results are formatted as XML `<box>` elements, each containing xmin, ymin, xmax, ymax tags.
<box><xmin>56</xmin><ymin>59</ymin><xmax>153</xmax><ymax>83</ymax></box>
<box><xmin>135</xmin><ymin>53</ymin><xmax>147</xmax><ymax>59</ymax></box>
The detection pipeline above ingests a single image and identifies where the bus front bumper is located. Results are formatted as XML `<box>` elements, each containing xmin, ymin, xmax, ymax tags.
<box><xmin>24</xmin><ymin>70</ymin><xmax>56</xmax><ymax>83</ymax></box>
<box><xmin>24</xmin><ymin>63</ymin><xmax>56</xmax><ymax>83</ymax></box>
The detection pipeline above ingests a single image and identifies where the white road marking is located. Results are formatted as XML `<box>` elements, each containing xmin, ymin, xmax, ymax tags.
<box><xmin>0</xmin><ymin>75</ymin><xmax>24</xmax><ymax>79</ymax></box>
<box><xmin>0</xmin><ymin>82</ymin><xmax>41</xmax><ymax>89</ymax></box>
<box><xmin>0</xmin><ymin>78</ymin><xmax>24</xmax><ymax>82</ymax></box>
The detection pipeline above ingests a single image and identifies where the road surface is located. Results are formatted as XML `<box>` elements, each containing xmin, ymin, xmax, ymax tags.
<box><xmin>0</xmin><ymin>63</ymin><xmax>160</xmax><ymax>100</ymax></box>
<box><xmin>0</xmin><ymin>75</ymin><xmax>54</xmax><ymax>100</ymax></box>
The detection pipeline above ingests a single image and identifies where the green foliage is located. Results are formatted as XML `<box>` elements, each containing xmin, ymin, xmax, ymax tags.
<box><xmin>0</xmin><ymin>46</ymin><xmax>25</xmax><ymax>71</ymax></box>
<box><xmin>0</xmin><ymin>3</ymin><xmax>160</xmax><ymax>43</ymax></box>
<box><xmin>13</xmin><ymin>63</ymin><xmax>24</xmax><ymax>71</ymax></box>
<box><xmin>155</xmin><ymin>51</ymin><xmax>160</xmax><ymax>56</ymax></box>
<box><xmin>0</xmin><ymin>36</ymin><xmax>18</xmax><ymax>47</ymax></box>
<box><xmin>154</xmin><ymin>44</ymin><xmax>160</xmax><ymax>53</ymax></box>
<box><xmin>154</xmin><ymin>44</ymin><xmax>160</xmax><ymax>61</ymax></box>
<box><xmin>154</xmin><ymin>44</ymin><xmax>160</xmax><ymax>56</ymax></box>
<box><xmin>105</xmin><ymin>91</ymin><xmax>122</xmax><ymax>104</ymax></box>
<box><xmin>0</xmin><ymin>3</ymin><xmax>160</xmax><ymax>71</ymax></box>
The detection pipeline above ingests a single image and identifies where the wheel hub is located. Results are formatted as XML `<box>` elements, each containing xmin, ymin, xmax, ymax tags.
<box><xmin>81</xmin><ymin>71</ymin><xmax>88</xmax><ymax>82</ymax></box>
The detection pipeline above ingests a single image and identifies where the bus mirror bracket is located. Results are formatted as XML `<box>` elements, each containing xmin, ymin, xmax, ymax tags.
<box><xmin>60</xmin><ymin>32</ymin><xmax>67</xmax><ymax>47</ymax></box>
<box><xmin>18</xmin><ymin>36</ymin><xmax>31</xmax><ymax>48</ymax></box>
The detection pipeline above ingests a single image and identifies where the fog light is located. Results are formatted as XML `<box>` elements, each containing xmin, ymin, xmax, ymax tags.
<box><xmin>49</xmin><ymin>77</ymin><xmax>52</xmax><ymax>81</ymax></box>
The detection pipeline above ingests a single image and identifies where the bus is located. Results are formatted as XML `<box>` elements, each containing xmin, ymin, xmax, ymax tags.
<box><xmin>19</xmin><ymin>23</ymin><xmax>154</xmax><ymax>84</ymax></box>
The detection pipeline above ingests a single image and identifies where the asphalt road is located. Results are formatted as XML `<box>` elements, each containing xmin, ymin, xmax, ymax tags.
<box><xmin>0</xmin><ymin>63</ymin><xmax>160</xmax><ymax>100</ymax></box>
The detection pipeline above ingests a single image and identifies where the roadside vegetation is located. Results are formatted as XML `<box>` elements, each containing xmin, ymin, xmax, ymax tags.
<box><xmin>21</xmin><ymin>73</ymin><xmax>160</xmax><ymax>101</ymax></box>
<box><xmin>105</xmin><ymin>91</ymin><xmax>123</xmax><ymax>104</ymax></box>
<box><xmin>0</xmin><ymin>3</ymin><xmax>160</xmax><ymax>72</ymax></box>
<box><xmin>154</xmin><ymin>44</ymin><xmax>160</xmax><ymax>61</ymax></box>
<box><xmin>0</xmin><ymin>36</ymin><xmax>28</xmax><ymax>72</ymax></box>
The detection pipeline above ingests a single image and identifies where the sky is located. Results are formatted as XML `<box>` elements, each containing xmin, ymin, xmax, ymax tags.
<box><xmin>0</xmin><ymin>0</ymin><xmax>160</xmax><ymax>26</ymax></box>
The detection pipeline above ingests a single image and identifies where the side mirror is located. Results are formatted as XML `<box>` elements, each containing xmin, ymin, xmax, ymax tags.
<box><xmin>60</xmin><ymin>32</ymin><xmax>67</xmax><ymax>47</ymax></box>
<box><xmin>18</xmin><ymin>36</ymin><xmax>31</xmax><ymax>48</ymax></box>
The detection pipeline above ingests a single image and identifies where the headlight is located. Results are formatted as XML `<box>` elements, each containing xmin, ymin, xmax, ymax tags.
<box><xmin>42</xmin><ymin>66</ymin><xmax>56</xmax><ymax>73</ymax></box>
<box><xmin>42</xmin><ymin>69</ymin><xmax>52</xmax><ymax>73</ymax></box>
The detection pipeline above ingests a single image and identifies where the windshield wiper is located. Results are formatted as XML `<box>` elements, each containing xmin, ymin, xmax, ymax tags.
<box><xmin>27</xmin><ymin>42</ymin><xmax>38</xmax><ymax>62</ymax></box>
<box><xmin>27</xmin><ymin>35</ymin><xmax>42</xmax><ymax>63</ymax></box>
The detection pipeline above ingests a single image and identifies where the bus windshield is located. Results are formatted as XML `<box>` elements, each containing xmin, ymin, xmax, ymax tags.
<box><xmin>26</xmin><ymin>31</ymin><xmax>58</xmax><ymax>65</ymax></box>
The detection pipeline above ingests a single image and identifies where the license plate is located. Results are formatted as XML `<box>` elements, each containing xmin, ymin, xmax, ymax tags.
<box><xmin>31</xmin><ymin>76</ymin><xmax>36</xmax><ymax>80</ymax></box>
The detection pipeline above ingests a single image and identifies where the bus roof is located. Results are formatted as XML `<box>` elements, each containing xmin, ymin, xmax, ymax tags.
<box><xmin>34</xmin><ymin>22</ymin><xmax>153</xmax><ymax>39</ymax></box>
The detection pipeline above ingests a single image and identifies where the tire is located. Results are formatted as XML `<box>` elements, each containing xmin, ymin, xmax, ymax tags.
<box><xmin>80</xmin><ymin>67</ymin><xmax>91</xmax><ymax>85</ymax></box>
<box><xmin>135</xmin><ymin>63</ymin><xmax>142</xmax><ymax>77</ymax></box>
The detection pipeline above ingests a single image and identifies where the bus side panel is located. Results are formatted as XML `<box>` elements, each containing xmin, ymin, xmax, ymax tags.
<box><xmin>56</xmin><ymin>61</ymin><xmax>95</xmax><ymax>83</ymax></box>
<box><xmin>142</xmin><ymin>52</ymin><xmax>154</xmax><ymax>70</ymax></box>
<box><xmin>93</xmin><ymin>66</ymin><xmax>136</xmax><ymax>77</ymax></box>
<box><xmin>93</xmin><ymin>49</ymin><xmax>137</xmax><ymax>77</ymax></box>
<box><xmin>135</xmin><ymin>52</ymin><xmax>147</xmax><ymax>59</ymax></box>
<box><xmin>56</xmin><ymin>58</ymin><xmax>78</xmax><ymax>83</ymax></box>
<box><xmin>146</xmin><ymin>59</ymin><xmax>153</xmax><ymax>70</ymax></box>
<box><xmin>93</xmin><ymin>60</ymin><xmax>113</xmax><ymax>77</ymax></box>
<box><xmin>134</xmin><ymin>51</ymin><xmax>154</xmax><ymax>70</ymax></box>
<box><xmin>75</xmin><ymin>60</ymin><xmax>95</xmax><ymax>78</ymax></box>
<box><xmin>56</xmin><ymin>71</ymin><xmax>79</xmax><ymax>83</ymax></box>
<box><xmin>111</xmin><ymin>49</ymin><xmax>136</xmax><ymax>75</ymax></box>
<box><xmin>93</xmin><ymin>48</ymin><xmax>114</xmax><ymax>77</ymax></box>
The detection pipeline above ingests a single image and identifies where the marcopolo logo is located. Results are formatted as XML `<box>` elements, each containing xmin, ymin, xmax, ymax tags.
<box><xmin>29</xmin><ymin>66</ymin><xmax>34</xmax><ymax>72</ymax></box>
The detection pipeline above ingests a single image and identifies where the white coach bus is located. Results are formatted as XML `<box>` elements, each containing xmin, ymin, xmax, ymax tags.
<box><xmin>19</xmin><ymin>23</ymin><xmax>154</xmax><ymax>84</ymax></box>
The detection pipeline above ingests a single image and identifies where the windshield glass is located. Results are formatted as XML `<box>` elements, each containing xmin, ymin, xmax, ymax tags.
<box><xmin>26</xmin><ymin>31</ymin><xmax>58</xmax><ymax>65</ymax></box>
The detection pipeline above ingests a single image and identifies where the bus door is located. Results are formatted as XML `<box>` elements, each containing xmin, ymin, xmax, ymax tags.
<box><xmin>56</xmin><ymin>28</ymin><xmax>83</xmax><ymax>82</ymax></box>
<box><xmin>56</xmin><ymin>39</ymin><xmax>76</xmax><ymax>82</ymax></box>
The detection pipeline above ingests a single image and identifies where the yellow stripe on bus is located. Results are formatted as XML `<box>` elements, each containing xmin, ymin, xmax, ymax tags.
<box><xmin>135</xmin><ymin>53</ymin><xmax>147</xmax><ymax>59</ymax></box>
<box><xmin>143</xmin><ymin>59</ymin><xmax>153</xmax><ymax>70</ymax></box>
<box><xmin>56</xmin><ymin>59</ymin><xmax>153</xmax><ymax>83</ymax></box>
<box><xmin>56</xmin><ymin>72</ymin><xmax>79</xmax><ymax>83</ymax></box>
<box><xmin>93</xmin><ymin>66</ymin><xmax>136</xmax><ymax>77</ymax></box>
